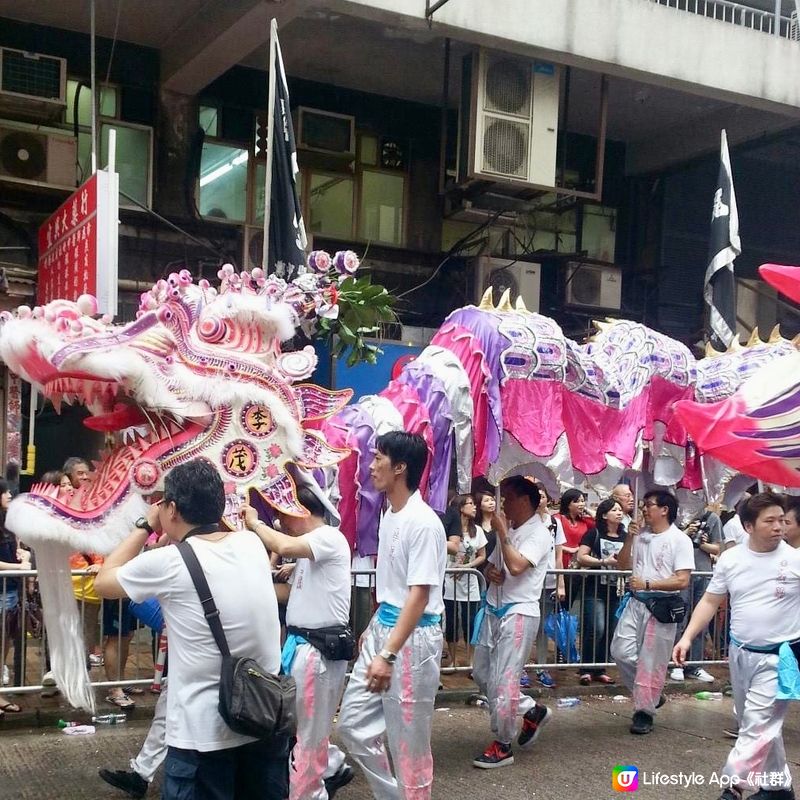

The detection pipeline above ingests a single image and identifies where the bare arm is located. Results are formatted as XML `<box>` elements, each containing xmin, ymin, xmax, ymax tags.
<box><xmin>250</xmin><ymin>520</ymin><xmax>314</xmax><ymax>560</ymax></box>
<box><xmin>469</xmin><ymin>545</ymin><xmax>486</xmax><ymax>570</ymax></box>
<box><xmin>616</xmin><ymin>531</ymin><xmax>635</xmax><ymax>571</ymax></box>
<box><xmin>492</xmin><ymin>512</ymin><xmax>532</xmax><ymax>577</ymax></box>
<box><xmin>94</xmin><ymin>527</ymin><xmax>151</xmax><ymax>599</ymax></box>
<box><xmin>630</xmin><ymin>569</ymin><xmax>691</xmax><ymax>592</ymax></box>
<box><xmin>446</xmin><ymin>535</ymin><xmax>461</xmax><ymax>556</ymax></box>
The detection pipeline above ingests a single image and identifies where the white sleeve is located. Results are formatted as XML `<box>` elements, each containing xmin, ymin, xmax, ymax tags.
<box><xmin>518</xmin><ymin>530</ymin><xmax>551</xmax><ymax>569</ymax></box>
<box><xmin>554</xmin><ymin>518</ymin><xmax>566</xmax><ymax>546</ymax></box>
<box><xmin>672</xmin><ymin>533</ymin><xmax>696</xmax><ymax>573</ymax></box>
<box><xmin>406</xmin><ymin>521</ymin><xmax>446</xmax><ymax>588</ymax></box>
<box><xmin>474</xmin><ymin>526</ymin><xmax>488</xmax><ymax>551</ymax></box>
<box><xmin>706</xmin><ymin>553</ymin><xmax>729</xmax><ymax>595</ymax></box>
<box><xmin>305</xmin><ymin>527</ymin><xmax>342</xmax><ymax>564</ymax></box>
<box><xmin>117</xmin><ymin>548</ymin><xmax>179</xmax><ymax>604</ymax></box>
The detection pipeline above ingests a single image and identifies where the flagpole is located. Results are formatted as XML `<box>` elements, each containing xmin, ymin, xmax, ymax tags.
<box><xmin>262</xmin><ymin>18</ymin><xmax>278</xmax><ymax>271</ymax></box>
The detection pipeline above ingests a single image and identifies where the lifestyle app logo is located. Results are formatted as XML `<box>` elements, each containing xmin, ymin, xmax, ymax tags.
<box><xmin>612</xmin><ymin>765</ymin><xmax>639</xmax><ymax>792</ymax></box>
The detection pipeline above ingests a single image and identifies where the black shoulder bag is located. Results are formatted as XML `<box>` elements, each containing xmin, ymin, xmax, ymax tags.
<box><xmin>176</xmin><ymin>539</ymin><xmax>296</xmax><ymax>741</ymax></box>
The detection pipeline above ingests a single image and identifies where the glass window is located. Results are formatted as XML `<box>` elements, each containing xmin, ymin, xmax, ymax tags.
<box><xmin>199</xmin><ymin>105</ymin><xmax>219</xmax><ymax>137</ymax></box>
<box><xmin>359</xmin><ymin>135</ymin><xmax>378</xmax><ymax>166</ymax></box>
<box><xmin>359</xmin><ymin>170</ymin><xmax>404</xmax><ymax>245</ymax></box>
<box><xmin>199</xmin><ymin>142</ymin><xmax>248</xmax><ymax>222</ymax></box>
<box><xmin>581</xmin><ymin>205</ymin><xmax>617</xmax><ymax>263</ymax></box>
<box><xmin>65</xmin><ymin>80</ymin><xmax>117</xmax><ymax>126</ymax></box>
<box><xmin>308</xmin><ymin>172</ymin><xmax>354</xmax><ymax>239</ymax></box>
<box><xmin>101</xmin><ymin>123</ymin><xmax>151</xmax><ymax>208</ymax></box>
<box><xmin>253</xmin><ymin>162</ymin><xmax>267</xmax><ymax>225</ymax></box>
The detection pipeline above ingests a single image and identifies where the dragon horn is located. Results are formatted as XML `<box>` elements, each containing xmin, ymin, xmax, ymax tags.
<box><xmin>704</xmin><ymin>341</ymin><xmax>724</xmax><ymax>358</ymax></box>
<box><xmin>497</xmin><ymin>289</ymin><xmax>513</xmax><ymax>312</ymax></box>
<box><xmin>514</xmin><ymin>296</ymin><xmax>528</xmax><ymax>313</ymax></box>
<box><xmin>746</xmin><ymin>327</ymin><xmax>763</xmax><ymax>347</ymax></box>
<box><xmin>478</xmin><ymin>287</ymin><xmax>495</xmax><ymax>310</ymax></box>
<box><xmin>768</xmin><ymin>324</ymin><xmax>784</xmax><ymax>344</ymax></box>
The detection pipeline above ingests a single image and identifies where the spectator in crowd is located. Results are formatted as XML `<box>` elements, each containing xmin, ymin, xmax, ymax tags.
<box><xmin>245</xmin><ymin>486</ymin><xmax>354</xmax><ymax>800</ymax></box>
<box><xmin>94</xmin><ymin>459</ymin><xmax>286</xmax><ymax>800</ymax></box>
<box><xmin>724</xmin><ymin>492</ymin><xmax>753</xmax><ymax>550</ymax></box>
<box><xmin>0</xmin><ymin>478</ymin><xmax>26</xmax><ymax>714</ymax></box>
<box><xmin>471</xmin><ymin>476</ymin><xmax>552</xmax><ymax>769</ymax></box>
<box><xmin>611</xmin><ymin>490</ymin><xmax>693</xmax><ymax>735</ymax></box>
<box><xmin>474</xmin><ymin>490</ymin><xmax>498</xmax><ymax>568</ymax></box>
<box><xmin>70</xmin><ymin>551</ymin><xmax>104</xmax><ymax>669</ymax></box>
<box><xmin>102</xmin><ymin>594</ymin><xmax>137</xmax><ymax>708</ymax></box>
<box><xmin>443</xmin><ymin>495</ymin><xmax>487</xmax><ymax>668</ymax></box>
<box><xmin>577</xmin><ymin>497</ymin><xmax>627</xmax><ymax>685</ymax></box>
<box><xmin>532</xmin><ymin>481</ymin><xmax>565</xmax><ymax>689</ymax></box>
<box><xmin>63</xmin><ymin>457</ymin><xmax>91</xmax><ymax>490</ymax></box>
<box><xmin>782</xmin><ymin>496</ymin><xmax>800</xmax><ymax>549</ymax></box>
<box><xmin>675</xmin><ymin>492</ymin><xmax>798</xmax><ymax>800</ymax></box>
<box><xmin>612</xmin><ymin>484</ymin><xmax>636</xmax><ymax>529</ymax></box>
<box><xmin>555</xmin><ymin>489</ymin><xmax>596</xmax><ymax>570</ymax></box>
<box><xmin>337</xmin><ymin>431</ymin><xmax>445</xmax><ymax>800</ymax></box>
<box><xmin>670</xmin><ymin>505</ymin><xmax>722</xmax><ymax>684</ymax></box>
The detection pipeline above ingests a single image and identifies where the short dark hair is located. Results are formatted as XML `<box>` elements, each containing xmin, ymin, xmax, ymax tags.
<box><xmin>295</xmin><ymin>485</ymin><xmax>327</xmax><ymax>519</ymax></box>
<box><xmin>63</xmin><ymin>457</ymin><xmax>89</xmax><ymax>476</ymax></box>
<box><xmin>740</xmin><ymin>491</ymin><xmax>785</xmax><ymax>527</ymax></box>
<box><xmin>559</xmin><ymin>488</ymin><xmax>585</xmax><ymax>516</ymax></box>
<box><xmin>501</xmin><ymin>475</ymin><xmax>540</xmax><ymax>509</ymax></box>
<box><xmin>163</xmin><ymin>459</ymin><xmax>225</xmax><ymax>525</ymax></box>
<box><xmin>643</xmin><ymin>490</ymin><xmax>678</xmax><ymax>524</ymax></box>
<box><xmin>595</xmin><ymin>497</ymin><xmax>624</xmax><ymax>536</ymax></box>
<box><xmin>784</xmin><ymin>495</ymin><xmax>800</xmax><ymax>522</ymax></box>
<box><xmin>40</xmin><ymin>470</ymin><xmax>65</xmax><ymax>486</ymax></box>
<box><xmin>376</xmin><ymin>431</ymin><xmax>428</xmax><ymax>492</ymax></box>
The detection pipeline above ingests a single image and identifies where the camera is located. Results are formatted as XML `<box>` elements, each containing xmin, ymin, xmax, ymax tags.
<box><xmin>690</xmin><ymin>515</ymin><xmax>709</xmax><ymax>548</ymax></box>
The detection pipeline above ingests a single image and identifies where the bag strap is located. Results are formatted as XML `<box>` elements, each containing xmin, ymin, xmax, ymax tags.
<box><xmin>176</xmin><ymin>540</ymin><xmax>231</xmax><ymax>657</ymax></box>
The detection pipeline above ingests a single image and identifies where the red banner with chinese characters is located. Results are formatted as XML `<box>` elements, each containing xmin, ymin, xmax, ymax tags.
<box><xmin>36</xmin><ymin>169</ymin><xmax>118</xmax><ymax>315</ymax></box>
<box><xmin>37</xmin><ymin>174</ymin><xmax>98</xmax><ymax>305</ymax></box>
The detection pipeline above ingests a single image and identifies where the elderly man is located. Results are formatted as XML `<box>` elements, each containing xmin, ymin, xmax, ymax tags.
<box><xmin>675</xmin><ymin>493</ymin><xmax>799</xmax><ymax>800</ymax></box>
<box><xmin>95</xmin><ymin>459</ymin><xmax>285</xmax><ymax>800</ymax></box>
<box><xmin>611</xmin><ymin>484</ymin><xmax>635</xmax><ymax>529</ymax></box>
<box><xmin>611</xmin><ymin>490</ymin><xmax>693</xmax><ymax>735</ymax></box>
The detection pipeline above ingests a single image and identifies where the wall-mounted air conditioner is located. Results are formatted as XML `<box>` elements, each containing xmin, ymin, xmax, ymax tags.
<box><xmin>0</xmin><ymin>48</ymin><xmax>67</xmax><ymax>122</ymax></box>
<box><xmin>0</xmin><ymin>122</ymin><xmax>76</xmax><ymax>189</ymax></box>
<box><xmin>475</xmin><ymin>255</ymin><xmax>541</xmax><ymax>312</ymax></box>
<box><xmin>564</xmin><ymin>262</ymin><xmax>621</xmax><ymax>310</ymax></box>
<box><xmin>296</xmin><ymin>107</ymin><xmax>355</xmax><ymax>166</ymax></box>
<box><xmin>458</xmin><ymin>49</ymin><xmax>560</xmax><ymax>189</ymax></box>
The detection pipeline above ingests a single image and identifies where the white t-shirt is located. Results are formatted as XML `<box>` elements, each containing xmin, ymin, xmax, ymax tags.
<box><xmin>632</xmin><ymin>524</ymin><xmax>695</xmax><ymax>591</ymax></box>
<box><xmin>486</xmin><ymin>515</ymin><xmax>551</xmax><ymax>617</ymax></box>
<box><xmin>708</xmin><ymin>540</ymin><xmax>800</xmax><ymax>647</ymax></box>
<box><xmin>117</xmin><ymin>531</ymin><xmax>280</xmax><ymax>752</ymax></box>
<box><xmin>723</xmin><ymin>515</ymin><xmax>748</xmax><ymax>546</ymax></box>
<box><xmin>540</xmin><ymin>512</ymin><xmax>566</xmax><ymax>590</ymax></box>
<box><xmin>376</xmin><ymin>491</ymin><xmax>446</xmax><ymax>616</ymax></box>
<box><xmin>444</xmin><ymin>524</ymin><xmax>488</xmax><ymax>602</ymax></box>
<box><xmin>286</xmin><ymin>525</ymin><xmax>351</xmax><ymax>629</ymax></box>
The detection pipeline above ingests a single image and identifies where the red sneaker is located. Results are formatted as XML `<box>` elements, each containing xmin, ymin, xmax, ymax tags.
<box><xmin>472</xmin><ymin>740</ymin><xmax>514</xmax><ymax>769</ymax></box>
<box><xmin>518</xmin><ymin>704</ymin><xmax>552</xmax><ymax>748</ymax></box>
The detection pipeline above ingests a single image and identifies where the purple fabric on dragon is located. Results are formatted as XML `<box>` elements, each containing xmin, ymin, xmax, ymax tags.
<box><xmin>445</xmin><ymin>307</ymin><xmax>511</xmax><ymax>467</ymax></box>
<box><xmin>396</xmin><ymin>361</ymin><xmax>454</xmax><ymax>512</ymax></box>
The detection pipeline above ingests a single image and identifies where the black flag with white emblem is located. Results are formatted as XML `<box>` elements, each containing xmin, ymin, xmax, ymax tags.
<box><xmin>704</xmin><ymin>129</ymin><xmax>740</xmax><ymax>350</ymax></box>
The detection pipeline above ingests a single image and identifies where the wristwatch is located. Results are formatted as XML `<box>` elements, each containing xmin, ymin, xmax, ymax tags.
<box><xmin>645</xmin><ymin>579</ymin><xmax>651</xmax><ymax>591</ymax></box>
<box><xmin>134</xmin><ymin>517</ymin><xmax>154</xmax><ymax>534</ymax></box>
<box><xmin>378</xmin><ymin>648</ymin><xmax>397</xmax><ymax>665</ymax></box>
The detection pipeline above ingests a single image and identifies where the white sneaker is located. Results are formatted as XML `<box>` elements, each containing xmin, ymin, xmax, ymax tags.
<box><xmin>42</xmin><ymin>671</ymin><xmax>57</xmax><ymax>687</ymax></box>
<box><xmin>1</xmin><ymin>665</ymin><xmax>8</xmax><ymax>686</ymax></box>
<box><xmin>669</xmin><ymin>667</ymin><xmax>685</xmax><ymax>682</ymax></box>
<box><xmin>689</xmin><ymin>668</ymin><xmax>715</xmax><ymax>683</ymax></box>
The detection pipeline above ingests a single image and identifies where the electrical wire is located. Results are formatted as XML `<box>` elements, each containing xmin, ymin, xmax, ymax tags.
<box><xmin>103</xmin><ymin>0</ymin><xmax>124</xmax><ymax>88</ymax></box>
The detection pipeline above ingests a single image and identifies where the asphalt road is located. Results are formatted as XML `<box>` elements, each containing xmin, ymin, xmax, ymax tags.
<box><xmin>2</xmin><ymin>694</ymin><xmax>798</xmax><ymax>800</ymax></box>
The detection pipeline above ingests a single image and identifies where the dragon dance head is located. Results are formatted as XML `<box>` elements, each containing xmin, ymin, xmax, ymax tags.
<box><xmin>0</xmin><ymin>259</ymin><xmax>356</xmax><ymax>553</ymax></box>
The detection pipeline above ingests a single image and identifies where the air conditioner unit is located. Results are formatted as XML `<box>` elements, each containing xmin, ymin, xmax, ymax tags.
<box><xmin>459</xmin><ymin>49</ymin><xmax>560</xmax><ymax>189</ymax></box>
<box><xmin>0</xmin><ymin>123</ymin><xmax>76</xmax><ymax>190</ymax></box>
<box><xmin>295</xmin><ymin>107</ymin><xmax>355</xmax><ymax>165</ymax></box>
<box><xmin>242</xmin><ymin>225</ymin><xmax>264</xmax><ymax>271</ymax></box>
<box><xmin>0</xmin><ymin>48</ymin><xmax>67</xmax><ymax>122</ymax></box>
<box><xmin>475</xmin><ymin>256</ymin><xmax>541</xmax><ymax>312</ymax></box>
<box><xmin>564</xmin><ymin>262</ymin><xmax>622</xmax><ymax>310</ymax></box>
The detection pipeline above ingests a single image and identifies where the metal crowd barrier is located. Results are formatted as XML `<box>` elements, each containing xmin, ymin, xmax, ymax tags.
<box><xmin>0</xmin><ymin>567</ymin><xmax>728</xmax><ymax>696</ymax></box>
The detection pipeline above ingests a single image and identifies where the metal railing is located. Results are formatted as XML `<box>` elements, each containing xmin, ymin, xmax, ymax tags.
<box><xmin>0</xmin><ymin>567</ymin><xmax>729</xmax><ymax>697</ymax></box>
<box><xmin>648</xmin><ymin>0</ymin><xmax>796</xmax><ymax>39</ymax></box>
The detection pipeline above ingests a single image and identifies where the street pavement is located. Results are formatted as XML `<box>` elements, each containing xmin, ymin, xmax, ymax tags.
<box><xmin>4</xmin><ymin>693</ymin><xmax>800</xmax><ymax>799</ymax></box>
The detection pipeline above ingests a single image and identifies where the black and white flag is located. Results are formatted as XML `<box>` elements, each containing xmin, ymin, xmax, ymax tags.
<box><xmin>266</xmin><ymin>28</ymin><xmax>307</xmax><ymax>280</ymax></box>
<box><xmin>704</xmin><ymin>129</ymin><xmax>740</xmax><ymax>350</ymax></box>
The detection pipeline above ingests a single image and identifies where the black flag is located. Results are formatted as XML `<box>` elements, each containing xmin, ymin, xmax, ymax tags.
<box><xmin>704</xmin><ymin>129</ymin><xmax>740</xmax><ymax>350</ymax></box>
<box><xmin>266</xmin><ymin>31</ymin><xmax>307</xmax><ymax>280</ymax></box>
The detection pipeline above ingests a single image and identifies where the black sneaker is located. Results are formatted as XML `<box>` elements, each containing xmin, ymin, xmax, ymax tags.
<box><xmin>656</xmin><ymin>694</ymin><xmax>667</xmax><ymax>709</ymax></box>
<box><xmin>517</xmin><ymin>704</ymin><xmax>552</xmax><ymax>748</ymax></box>
<box><xmin>473</xmin><ymin>740</ymin><xmax>514</xmax><ymax>769</ymax></box>
<box><xmin>630</xmin><ymin>710</ymin><xmax>654</xmax><ymax>735</ymax></box>
<box><xmin>98</xmin><ymin>769</ymin><xmax>148</xmax><ymax>799</ymax></box>
<box><xmin>722</xmin><ymin>725</ymin><xmax>739</xmax><ymax>739</ymax></box>
<box><xmin>323</xmin><ymin>764</ymin><xmax>354</xmax><ymax>799</ymax></box>
<box><xmin>749</xmin><ymin>788</ymin><xmax>795</xmax><ymax>800</ymax></box>
<box><xmin>718</xmin><ymin>789</ymin><xmax>742</xmax><ymax>800</ymax></box>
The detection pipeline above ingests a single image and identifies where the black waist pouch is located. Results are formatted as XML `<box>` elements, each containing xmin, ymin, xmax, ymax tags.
<box><xmin>287</xmin><ymin>625</ymin><xmax>356</xmax><ymax>661</ymax></box>
<box><xmin>636</xmin><ymin>593</ymin><xmax>686</xmax><ymax>624</ymax></box>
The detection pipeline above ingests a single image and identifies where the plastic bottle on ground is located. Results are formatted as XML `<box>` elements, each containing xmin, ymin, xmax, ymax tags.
<box><xmin>92</xmin><ymin>713</ymin><xmax>128</xmax><ymax>725</ymax></box>
<box><xmin>62</xmin><ymin>724</ymin><xmax>96</xmax><ymax>735</ymax></box>
<box><xmin>695</xmin><ymin>691</ymin><xmax>723</xmax><ymax>700</ymax></box>
<box><xmin>57</xmin><ymin>719</ymin><xmax>80</xmax><ymax>728</ymax></box>
<box><xmin>557</xmin><ymin>697</ymin><xmax>581</xmax><ymax>708</ymax></box>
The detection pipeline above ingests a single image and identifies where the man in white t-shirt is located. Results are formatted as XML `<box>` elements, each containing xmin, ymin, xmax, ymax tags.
<box><xmin>724</xmin><ymin>513</ymin><xmax>749</xmax><ymax>549</ymax></box>
<box><xmin>471</xmin><ymin>476</ymin><xmax>553</xmax><ymax>769</ymax></box>
<box><xmin>244</xmin><ymin>486</ymin><xmax>354</xmax><ymax>800</ymax></box>
<box><xmin>94</xmin><ymin>459</ymin><xmax>285</xmax><ymax>800</ymax></box>
<box><xmin>611</xmin><ymin>489</ymin><xmax>693</xmax><ymax>735</ymax></box>
<box><xmin>612</xmin><ymin>483</ymin><xmax>636</xmax><ymax>530</ymax></box>
<box><xmin>337</xmin><ymin>431</ymin><xmax>446</xmax><ymax>800</ymax></box>
<box><xmin>675</xmin><ymin>493</ymin><xmax>800</xmax><ymax>800</ymax></box>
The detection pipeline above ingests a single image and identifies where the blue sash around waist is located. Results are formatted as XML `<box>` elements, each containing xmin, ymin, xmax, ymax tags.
<box><xmin>470</xmin><ymin>593</ymin><xmax>518</xmax><ymax>646</ymax></box>
<box><xmin>730</xmin><ymin>634</ymin><xmax>800</xmax><ymax>701</ymax></box>
<box><xmin>615</xmin><ymin>590</ymin><xmax>663</xmax><ymax>620</ymax></box>
<box><xmin>280</xmin><ymin>632</ymin><xmax>308</xmax><ymax>675</ymax></box>
<box><xmin>376</xmin><ymin>602</ymin><xmax>442</xmax><ymax>629</ymax></box>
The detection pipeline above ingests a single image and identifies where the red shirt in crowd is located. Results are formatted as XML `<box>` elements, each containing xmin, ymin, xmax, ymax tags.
<box><xmin>555</xmin><ymin>513</ymin><xmax>596</xmax><ymax>568</ymax></box>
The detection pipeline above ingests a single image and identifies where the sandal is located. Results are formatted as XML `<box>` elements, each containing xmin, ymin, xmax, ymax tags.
<box><xmin>0</xmin><ymin>702</ymin><xmax>22</xmax><ymax>713</ymax></box>
<box><xmin>123</xmin><ymin>686</ymin><xmax>145</xmax><ymax>695</ymax></box>
<box><xmin>105</xmin><ymin>693</ymin><xmax>136</xmax><ymax>709</ymax></box>
<box><xmin>594</xmin><ymin>673</ymin><xmax>615</xmax><ymax>685</ymax></box>
<box><xmin>579</xmin><ymin>673</ymin><xmax>592</xmax><ymax>686</ymax></box>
